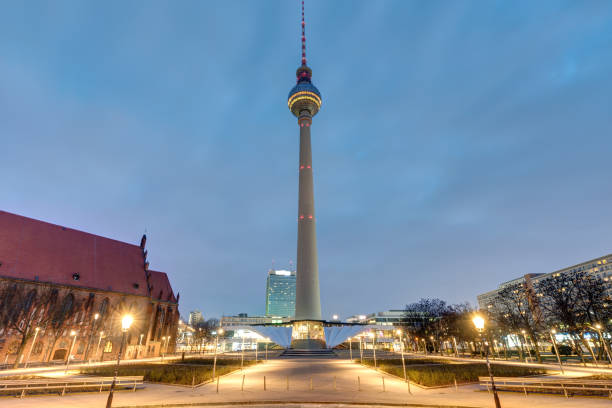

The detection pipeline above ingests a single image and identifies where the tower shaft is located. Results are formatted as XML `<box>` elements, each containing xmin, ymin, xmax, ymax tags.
<box><xmin>295</xmin><ymin>112</ymin><xmax>321</xmax><ymax>321</ymax></box>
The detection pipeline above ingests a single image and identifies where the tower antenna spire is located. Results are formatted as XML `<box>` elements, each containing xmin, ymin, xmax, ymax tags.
<box><xmin>301</xmin><ymin>0</ymin><xmax>307</xmax><ymax>66</ymax></box>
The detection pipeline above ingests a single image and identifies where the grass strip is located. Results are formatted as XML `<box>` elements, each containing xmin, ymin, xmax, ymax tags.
<box><xmin>81</xmin><ymin>360</ymin><xmax>257</xmax><ymax>386</ymax></box>
<box><xmin>362</xmin><ymin>360</ymin><xmax>544</xmax><ymax>387</ymax></box>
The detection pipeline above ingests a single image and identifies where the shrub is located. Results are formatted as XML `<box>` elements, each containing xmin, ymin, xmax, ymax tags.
<box><xmin>552</xmin><ymin>345</ymin><xmax>572</xmax><ymax>356</ymax></box>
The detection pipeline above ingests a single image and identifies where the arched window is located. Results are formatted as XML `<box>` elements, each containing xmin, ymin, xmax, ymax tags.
<box><xmin>53</xmin><ymin>293</ymin><xmax>74</xmax><ymax>326</ymax></box>
<box><xmin>150</xmin><ymin>305</ymin><xmax>161</xmax><ymax>341</ymax></box>
<box><xmin>32</xmin><ymin>341</ymin><xmax>43</xmax><ymax>355</ymax></box>
<box><xmin>104</xmin><ymin>340</ymin><xmax>113</xmax><ymax>353</ymax></box>
<box><xmin>62</xmin><ymin>294</ymin><xmax>74</xmax><ymax>318</ymax></box>
<box><xmin>24</xmin><ymin>290</ymin><xmax>36</xmax><ymax>311</ymax></box>
<box><xmin>99</xmin><ymin>298</ymin><xmax>109</xmax><ymax>318</ymax></box>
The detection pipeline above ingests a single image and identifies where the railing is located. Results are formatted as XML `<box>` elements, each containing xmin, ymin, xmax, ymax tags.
<box><xmin>0</xmin><ymin>376</ymin><xmax>144</xmax><ymax>398</ymax></box>
<box><xmin>479</xmin><ymin>376</ymin><xmax>612</xmax><ymax>398</ymax></box>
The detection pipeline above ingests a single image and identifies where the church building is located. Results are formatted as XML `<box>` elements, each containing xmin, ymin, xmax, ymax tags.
<box><xmin>0</xmin><ymin>210</ymin><xmax>179</xmax><ymax>367</ymax></box>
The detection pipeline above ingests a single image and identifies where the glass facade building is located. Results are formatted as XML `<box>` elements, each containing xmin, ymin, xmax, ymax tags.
<box><xmin>265</xmin><ymin>269</ymin><xmax>296</xmax><ymax>317</ymax></box>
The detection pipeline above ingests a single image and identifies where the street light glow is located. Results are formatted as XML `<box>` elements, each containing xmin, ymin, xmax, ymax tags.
<box><xmin>472</xmin><ymin>315</ymin><xmax>485</xmax><ymax>331</ymax></box>
<box><xmin>122</xmin><ymin>314</ymin><xmax>134</xmax><ymax>330</ymax></box>
<box><xmin>94</xmin><ymin>313</ymin><xmax>100</xmax><ymax>320</ymax></box>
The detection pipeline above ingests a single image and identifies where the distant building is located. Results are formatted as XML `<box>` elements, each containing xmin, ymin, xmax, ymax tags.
<box><xmin>346</xmin><ymin>309</ymin><xmax>430</xmax><ymax>328</ymax></box>
<box><xmin>220</xmin><ymin>313</ymin><xmax>290</xmax><ymax>327</ymax></box>
<box><xmin>477</xmin><ymin>254</ymin><xmax>612</xmax><ymax>314</ymax></box>
<box><xmin>188</xmin><ymin>310</ymin><xmax>204</xmax><ymax>326</ymax></box>
<box><xmin>265</xmin><ymin>269</ymin><xmax>296</xmax><ymax>317</ymax></box>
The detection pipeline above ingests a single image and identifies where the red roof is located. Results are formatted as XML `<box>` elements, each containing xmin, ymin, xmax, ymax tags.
<box><xmin>148</xmin><ymin>270</ymin><xmax>177</xmax><ymax>303</ymax></box>
<box><xmin>0</xmin><ymin>210</ymin><xmax>150</xmax><ymax>297</ymax></box>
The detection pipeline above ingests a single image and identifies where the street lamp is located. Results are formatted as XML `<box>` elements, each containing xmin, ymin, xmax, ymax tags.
<box><xmin>137</xmin><ymin>333</ymin><xmax>144</xmax><ymax>359</ymax></box>
<box><xmin>240</xmin><ymin>331</ymin><xmax>245</xmax><ymax>370</ymax></box>
<box><xmin>212</xmin><ymin>328</ymin><xmax>224</xmax><ymax>379</ymax></box>
<box><xmin>369</xmin><ymin>330</ymin><xmax>377</xmax><ymax>368</ymax></box>
<box><xmin>96</xmin><ymin>331</ymin><xmax>104</xmax><ymax>361</ymax></box>
<box><xmin>520</xmin><ymin>330</ymin><xmax>530</xmax><ymax>363</ymax></box>
<box><xmin>332</xmin><ymin>314</ymin><xmax>339</xmax><ymax>321</ymax></box>
<box><xmin>472</xmin><ymin>315</ymin><xmax>501</xmax><ymax>408</ymax></box>
<box><xmin>24</xmin><ymin>327</ymin><xmax>40</xmax><ymax>368</ymax></box>
<box><xmin>357</xmin><ymin>335</ymin><xmax>363</xmax><ymax>364</ymax></box>
<box><xmin>106</xmin><ymin>314</ymin><xmax>133</xmax><ymax>408</ymax></box>
<box><xmin>396</xmin><ymin>329</ymin><xmax>407</xmax><ymax>384</ymax></box>
<box><xmin>549</xmin><ymin>329</ymin><xmax>564</xmax><ymax>374</ymax></box>
<box><xmin>65</xmin><ymin>330</ymin><xmax>78</xmax><ymax>374</ymax></box>
<box><xmin>348</xmin><ymin>337</ymin><xmax>353</xmax><ymax>360</ymax></box>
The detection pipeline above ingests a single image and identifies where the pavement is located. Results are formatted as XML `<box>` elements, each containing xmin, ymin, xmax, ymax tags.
<box><xmin>1</xmin><ymin>355</ymin><xmax>611</xmax><ymax>408</ymax></box>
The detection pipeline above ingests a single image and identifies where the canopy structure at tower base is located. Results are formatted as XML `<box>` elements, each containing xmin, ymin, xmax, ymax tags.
<box><xmin>290</xmin><ymin>320</ymin><xmax>326</xmax><ymax>349</ymax></box>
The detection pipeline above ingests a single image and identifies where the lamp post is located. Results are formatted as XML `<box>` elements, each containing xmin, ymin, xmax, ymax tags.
<box><xmin>137</xmin><ymin>334</ymin><xmax>144</xmax><ymax>359</ymax></box>
<box><xmin>348</xmin><ymin>337</ymin><xmax>353</xmax><ymax>360</ymax></box>
<box><xmin>593</xmin><ymin>324</ymin><xmax>612</xmax><ymax>365</ymax></box>
<box><xmin>452</xmin><ymin>336</ymin><xmax>459</xmax><ymax>357</ymax></box>
<box><xmin>396</xmin><ymin>329</ymin><xmax>407</xmax><ymax>384</ymax></box>
<box><xmin>473</xmin><ymin>315</ymin><xmax>501</xmax><ymax>408</ymax></box>
<box><xmin>520</xmin><ymin>330</ymin><xmax>530</xmax><ymax>363</ymax></box>
<box><xmin>370</xmin><ymin>331</ymin><xmax>377</xmax><ymax>368</ymax></box>
<box><xmin>549</xmin><ymin>329</ymin><xmax>564</xmax><ymax>374</ymax></box>
<box><xmin>240</xmin><ymin>332</ymin><xmax>246</xmax><ymax>370</ymax></box>
<box><xmin>24</xmin><ymin>327</ymin><xmax>40</xmax><ymax>368</ymax></box>
<box><xmin>359</xmin><ymin>335</ymin><xmax>363</xmax><ymax>364</ymax></box>
<box><xmin>96</xmin><ymin>331</ymin><xmax>104</xmax><ymax>361</ymax></box>
<box><xmin>64</xmin><ymin>330</ymin><xmax>78</xmax><ymax>374</ymax></box>
<box><xmin>106</xmin><ymin>315</ymin><xmax>133</xmax><ymax>408</ymax></box>
<box><xmin>422</xmin><ymin>338</ymin><xmax>428</xmax><ymax>355</ymax></box>
<box><xmin>212</xmin><ymin>328</ymin><xmax>223</xmax><ymax>379</ymax></box>
<box><xmin>165</xmin><ymin>336</ymin><xmax>171</xmax><ymax>356</ymax></box>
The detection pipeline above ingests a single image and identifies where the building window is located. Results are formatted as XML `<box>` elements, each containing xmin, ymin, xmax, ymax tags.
<box><xmin>32</xmin><ymin>341</ymin><xmax>43</xmax><ymax>355</ymax></box>
<box><xmin>104</xmin><ymin>340</ymin><xmax>113</xmax><ymax>353</ymax></box>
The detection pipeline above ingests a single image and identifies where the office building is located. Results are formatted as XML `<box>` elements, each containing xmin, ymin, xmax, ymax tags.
<box><xmin>265</xmin><ymin>269</ymin><xmax>296</xmax><ymax>317</ymax></box>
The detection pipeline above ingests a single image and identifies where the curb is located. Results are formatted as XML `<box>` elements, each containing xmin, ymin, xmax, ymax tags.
<box><xmin>116</xmin><ymin>400</ymin><xmax>480</xmax><ymax>408</ymax></box>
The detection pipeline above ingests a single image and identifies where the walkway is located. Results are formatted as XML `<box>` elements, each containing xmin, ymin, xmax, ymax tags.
<box><xmin>1</xmin><ymin>356</ymin><xmax>611</xmax><ymax>407</ymax></box>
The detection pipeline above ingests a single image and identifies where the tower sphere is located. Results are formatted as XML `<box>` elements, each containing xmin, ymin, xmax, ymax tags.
<box><xmin>288</xmin><ymin>65</ymin><xmax>322</xmax><ymax>117</ymax></box>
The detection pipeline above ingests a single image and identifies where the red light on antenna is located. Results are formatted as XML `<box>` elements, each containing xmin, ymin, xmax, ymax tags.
<box><xmin>299</xmin><ymin>215</ymin><xmax>305</xmax><ymax>219</ymax></box>
<box><xmin>308</xmin><ymin>215</ymin><xmax>313</xmax><ymax>219</ymax></box>
<box><xmin>306</xmin><ymin>165</ymin><xmax>311</xmax><ymax>169</ymax></box>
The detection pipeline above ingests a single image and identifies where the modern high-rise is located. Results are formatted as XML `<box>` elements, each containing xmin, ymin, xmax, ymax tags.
<box><xmin>265</xmin><ymin>269</ymin><xmax>296</xmax><ymax>317</ymax></box>
<box><xmin>188</xmin><ymin>309</ymin><xmax>204</xmax><ymax>326</ymax></box>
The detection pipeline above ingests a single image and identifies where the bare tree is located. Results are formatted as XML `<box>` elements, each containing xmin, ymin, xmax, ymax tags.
<box><xmin>0</xmin><ymin>282</ymin><xmax>57</xmax><ymax>368</ymax></box>
<box><xmin>535</xmin><ymin>271</ymin><xmax>610</xmax><ymax>359</ymax></box>
<box><xmin>489</xmin><ymin>282</ymin><xmax>544</xmax><ymax>362</ymax></box>
<box><xmin>42</xmin><ymin>291</ymin><xmax>80</xmax><ymax>362</ymax></box>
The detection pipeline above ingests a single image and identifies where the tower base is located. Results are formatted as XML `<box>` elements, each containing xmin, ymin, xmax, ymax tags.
<box><xmin>290</xmin><ymin>320</ymin><xmax>326</xmax><ymax>349</ymax></box>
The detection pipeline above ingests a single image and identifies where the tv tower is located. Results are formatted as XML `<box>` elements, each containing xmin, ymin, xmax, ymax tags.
<box><xmin>288</xmin><ymin>0</ymin><xmax>323</xmax><ymax>326</ymax></box>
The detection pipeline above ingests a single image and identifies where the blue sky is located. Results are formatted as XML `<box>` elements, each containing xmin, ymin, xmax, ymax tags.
<box><xmin>2</xmin><ymin>1</ymin><xmax>612</xmax><ymax>320</ymax></box>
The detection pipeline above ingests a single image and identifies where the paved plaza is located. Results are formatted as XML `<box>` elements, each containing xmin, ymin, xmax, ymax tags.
<box><xmin>1</xmin><ymin>356</ymin><xmax>610</xmax><ymax>408</ymax></box>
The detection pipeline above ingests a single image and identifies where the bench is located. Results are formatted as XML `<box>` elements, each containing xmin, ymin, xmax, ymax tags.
<box><xmin>0</xmin><ymin>376</ymin><xmax>144</xmax><ymax>398</ymax></box>
<box><xmin>479</xmin><ymin>376</ymin><xmax>612</xmax><ymax>398</ymax></box>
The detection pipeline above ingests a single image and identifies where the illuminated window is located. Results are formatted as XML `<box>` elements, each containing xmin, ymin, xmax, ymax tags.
<box><xmin>104</xmin><ymin>340</ymin><xmax>113</xmax><ymax>353</ymax></box>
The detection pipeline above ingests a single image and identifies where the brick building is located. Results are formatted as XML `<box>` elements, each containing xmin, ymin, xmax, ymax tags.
<box><xmin>0</xmin><ymin>210</ymin><xmax>179</xmax><ymax>367</ymax></box>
